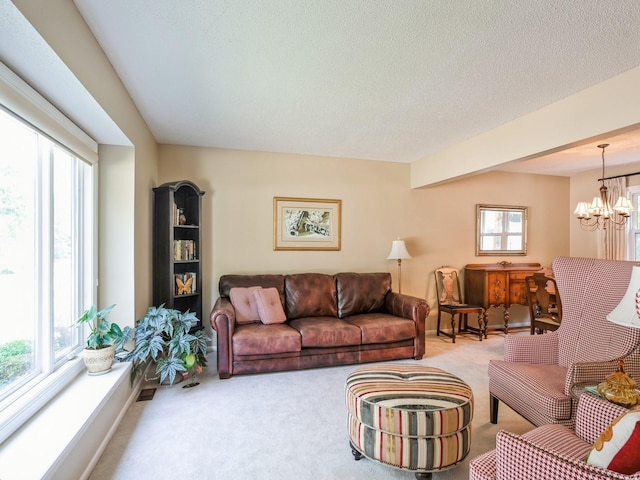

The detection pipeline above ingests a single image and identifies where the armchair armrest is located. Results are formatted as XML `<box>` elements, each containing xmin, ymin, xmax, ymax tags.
<box><xmin>495</xmin><ymin>430</ymin><xmax>640</xmax><ymax>480</ymax></box>
<box><xmin>575</xmin><ymin>393</ymin><xmax>629</xmax><ymax>444</ymax></box>
<box><xmin>209</xmin><ymin>297</ymin><xmax>237</xmax><ymax>379</ymax></box>
<box><xmin>384</xmin><ymin>292</ymin><xmax>429</xmax><ymax>359</ymax></box>
<box><xmin>565</xmin><ymin>359</ymin><xmax>630</xmax><ymax>396</ymax></box>
<box><xmin>503</xmin><ymin>331</ymin><xmax>559</xmax><ymax>364</ymax></box>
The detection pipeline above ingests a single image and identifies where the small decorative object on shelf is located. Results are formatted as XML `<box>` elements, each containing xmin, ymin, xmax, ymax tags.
<box><xmin>597</xmin><ymin>359</ymin><xmax>639</xmax><ymax>408</ymax></box>
<box><xmin>175</xmin><ymin>272</ymin><xmax>197</xmax><ymax>295</ymax></box>
<box><xmin>178</xmin><ymin>208</ymin><xmax>187</xmax><ymax>225</ymax></box>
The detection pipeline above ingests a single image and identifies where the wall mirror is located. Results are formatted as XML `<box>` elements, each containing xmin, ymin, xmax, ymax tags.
<box><xmin>476</xmin><ymin>204</ymin><xmax>528</xmax><ymax>256</ymax></box>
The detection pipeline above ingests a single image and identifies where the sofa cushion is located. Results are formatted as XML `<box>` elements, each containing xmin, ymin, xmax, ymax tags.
<box><xmin>229</xmin><ymin>286</ymin><xmax>262</xmax><ymax>324</ymax></box>
<box><xmin>289</xmin><ymin>317</ymin><xmax>361</xmax><ymax>347</ymax></box>
<box><xmin>345</xmin><ymin>313</ymin><xmax>416</xmax><ymax>344</ymax></box>
<box><xmin>232</xmin><ymin>323</ymin><xmax>301</xmax><ymax>355</ymax></box>
<box><xmin>285</xmin><ymin>273</ymin><xmax>338</xmax><ymax>319</ymax></box>
<box><xmin>253</xmin><ymin>287</ymin><xmax>287</xmax><ymax>324</ymax></box>
<box><xmin>336</xmin><ymin>272</ymin><xmax>391</xmax><ymax>318</ymax></box>
<box><xmin>587</xmin><ymin>408</ymin><xmax>640</xmax><ymax>474</ymax></box>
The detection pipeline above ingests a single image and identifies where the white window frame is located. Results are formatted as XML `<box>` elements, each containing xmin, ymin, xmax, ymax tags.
<box><xmin>0</xmin><ymin>66</ymin><xmax>97</xmax><ymax>443</ymax></box>
<box><xmin>476</xmin><ymin>204</ymin><xmax>528</xmax><ymax>256</ymax></box>
<box><xmin>627</xmin><ymin>185</ymin><xmax>640</xmax><ymax>261</ymax></box>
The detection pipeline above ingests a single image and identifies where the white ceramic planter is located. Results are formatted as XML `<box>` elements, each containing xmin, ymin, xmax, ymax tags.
<box><xmin>82</xmin><ymin>345</ymin><xmax>115</xmax><ymax>375</ymax></box>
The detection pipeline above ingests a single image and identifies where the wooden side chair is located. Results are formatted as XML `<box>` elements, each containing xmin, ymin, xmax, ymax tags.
<box><xmin>434</xmin><ymin>266</ymin><xmax>486</xmax><ymax>342</ymax></box>
<box><xmin>525</xmin><ymin>272</ymin><xmax>562</xmax><ymax>334</ymax></box>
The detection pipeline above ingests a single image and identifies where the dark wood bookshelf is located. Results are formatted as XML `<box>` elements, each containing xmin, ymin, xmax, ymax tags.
<box><xmin>153</xmin><ymin>180</ymin><xmax>205</xmax><ymax>329</ymax></box>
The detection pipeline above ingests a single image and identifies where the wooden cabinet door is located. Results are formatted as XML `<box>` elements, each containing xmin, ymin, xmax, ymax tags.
<box><xmin>508</xmin><ymin>272</ymin><xmax>530</xmax><ymax>306</ymax></box>
<box><xmin>487</xmin><ymin>271</ymin><xmax>507</xmax><ymax>306</ymax></box>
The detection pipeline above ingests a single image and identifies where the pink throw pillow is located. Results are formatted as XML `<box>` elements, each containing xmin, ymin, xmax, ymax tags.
<box><xmin>229</xmin><ymin>286</ymin><xmax>262</xmax><ymax>324</ymax></box>
<box><xmin>253</xmin><ymin>287</ymin><xmax>287</xmax><ymax>324</ymax></box>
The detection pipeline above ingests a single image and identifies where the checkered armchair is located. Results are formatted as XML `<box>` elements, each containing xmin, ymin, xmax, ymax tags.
<box><xmin>488</xmin><ymin>256</ymin><xmax>640</xmax><ymax>428</ymax></box>
<box><xmin>469</xmin><ymin>394</ymin><xmax>639</xmax><ymax>480</ymax></box>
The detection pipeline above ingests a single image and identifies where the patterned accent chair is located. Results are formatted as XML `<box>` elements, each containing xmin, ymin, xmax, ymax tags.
<box><xmin>489</xmin><ymin>256</ymin><xmax>640</xmax><ymax>428</ymax></box>
<box><xmin>469</xmin><ymin>394</ymin><xmax>638</xmax><ymax>480</ymax></box>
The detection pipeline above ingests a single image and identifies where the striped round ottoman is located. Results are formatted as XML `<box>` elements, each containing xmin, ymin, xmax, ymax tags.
<box><xmin>346</xmin><ymin>364</ymin><xmax>473</xmax><ymax>479</ymax></box>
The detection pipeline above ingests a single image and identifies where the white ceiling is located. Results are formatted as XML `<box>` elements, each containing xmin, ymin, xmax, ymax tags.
<box><xmin>70</xmin><ymin>0</ymin><xmax>640</xmax><ymax>176</ymax></box>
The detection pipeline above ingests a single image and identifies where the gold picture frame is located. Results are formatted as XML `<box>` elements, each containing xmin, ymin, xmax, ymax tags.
<box><xmin>273</xmin><ymin>197</ymin><xmax>342</xmax><ymax>251</ymax></box>
<box><xmin>476</xmin><ymin>204</ymin><xmax>528</xmax><ymax>256</ymax></box>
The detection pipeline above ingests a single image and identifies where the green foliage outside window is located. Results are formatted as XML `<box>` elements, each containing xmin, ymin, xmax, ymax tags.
<box><xmin>0</xmin><ymin>340</ymin><xmax>32</xmax><ymax>386</ymax></box>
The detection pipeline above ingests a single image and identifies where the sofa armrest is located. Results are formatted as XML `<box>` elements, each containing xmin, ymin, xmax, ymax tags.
<box><xmin>384</xmin><ymin>291</ymin><xmax>430</xmax><ymax>320</ymax></box>
<box><xmin>503</xmin><ymin>330</ymin><xmax>559</xmax><ymax>364</ymax></box>
<box><xmin>575</xmin><ymin>393</ymin><xmax>629</xmax><ymax>444</ymax></box>
<box><xmin>209</xmin><ymin>297</ymin><xmax>236</xmax><ymax>379</ymax></box>
<box><xmin>495</xmin><ymin>430</ymin><xmax>640</xmax><ymax>480</ymax></box>
<box><xmin>384</xmin><ymin>292</ymin><xmax>429</xmax><ymax>359</ymax></box>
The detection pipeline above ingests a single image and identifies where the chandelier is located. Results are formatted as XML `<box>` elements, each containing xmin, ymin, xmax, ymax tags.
<box><xmin>574</xmin><ymin>144</ymin><xmax>633</xmax><ymax>231</ymax></box>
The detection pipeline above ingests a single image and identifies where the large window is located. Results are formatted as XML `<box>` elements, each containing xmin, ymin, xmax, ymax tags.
<box><xmin>0</xmin><ymin>106</ymin><xmax>94</xmax><ymax>441</ymax></box>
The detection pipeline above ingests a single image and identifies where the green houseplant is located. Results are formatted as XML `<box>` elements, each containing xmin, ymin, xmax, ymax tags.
<box><xmin>76</xmin><ymin>304</ymin><xmax>126</xmax><ymax>374</ymax></box>
<box><xmin>121</xmin><ymin>305</ymin><xmax>210</xmax><ymax>386</ymax></box>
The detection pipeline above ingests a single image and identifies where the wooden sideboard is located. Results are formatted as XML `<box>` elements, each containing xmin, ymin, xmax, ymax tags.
<box><xmin>464</xmin><ymin>262</ymin><xmax>543</xmax><ymax>333</ymax></box>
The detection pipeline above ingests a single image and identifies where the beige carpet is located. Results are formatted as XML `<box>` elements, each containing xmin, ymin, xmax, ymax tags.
<box><xmin>89</xmin><ymin>331</ymin><xmax>534</xmax><ymax>480</ymax></box>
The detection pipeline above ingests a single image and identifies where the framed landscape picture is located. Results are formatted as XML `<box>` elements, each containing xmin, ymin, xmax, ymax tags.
<box><xmin>273</xmin><ymin>197</ymin><xmax>342</xmax><ymax>250</ymax></box>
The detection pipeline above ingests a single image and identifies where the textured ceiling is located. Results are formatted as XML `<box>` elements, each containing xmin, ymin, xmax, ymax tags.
<box><xmin>68</xmin><ymin>1</ymin><xmax>640</xmax><ymax>174</ymax></box>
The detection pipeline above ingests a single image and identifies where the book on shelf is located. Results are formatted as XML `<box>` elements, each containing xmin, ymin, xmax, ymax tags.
<box><xmin>173</xmin><ymin>240</ymin><xmax>197</xmax><ymax>261</ymax></box>
<box><xmin>175</xmin><ymin>272</ymin><xmax>197</xmax><ymax>296</ymax></box>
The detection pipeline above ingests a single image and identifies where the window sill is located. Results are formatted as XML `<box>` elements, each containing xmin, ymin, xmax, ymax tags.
<box><xmin>0</xmin><ymin>361</ymin><xmax>135</xmax><ymax>480</ymax></box>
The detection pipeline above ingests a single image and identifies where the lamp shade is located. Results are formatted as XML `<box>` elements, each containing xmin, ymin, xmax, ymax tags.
<box><xmin>607</xmin><ymin>266</ymin><xmax>640</xmax><ymax>328</ymax></box>
<box><xmin>387</xmin><ymin>240</ymin><xmax>411</xmax><ymax>260</ymax></box>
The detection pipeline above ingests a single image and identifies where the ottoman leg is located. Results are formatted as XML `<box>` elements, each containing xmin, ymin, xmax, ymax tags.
<box><xmin>350</xmin><ymin>442</ymin><xmax>363</xmax><ymax>460</ymax></box>
<box><xmin>415</xmin><ymin>473</ymin><xmax>432</xmax><ymax>479</ymax></box>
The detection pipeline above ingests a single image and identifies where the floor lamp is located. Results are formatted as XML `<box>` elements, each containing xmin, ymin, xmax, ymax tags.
<box><xmin>387</xmin><ymin>239</ymin><xmax>411</xmax><ymax>293</ymax></box>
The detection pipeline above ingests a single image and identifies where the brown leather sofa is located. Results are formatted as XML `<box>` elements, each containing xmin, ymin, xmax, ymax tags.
<box><xmin>210</xmin><ymin>272</ymin><xmax>429</xmax><ymax>379</ymax></box>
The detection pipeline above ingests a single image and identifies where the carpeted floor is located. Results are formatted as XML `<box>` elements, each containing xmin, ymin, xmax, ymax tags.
<box><xmin>88</xmin><ymin>331</ymin><xmax>534</xmax><ymax>480</ymax></box>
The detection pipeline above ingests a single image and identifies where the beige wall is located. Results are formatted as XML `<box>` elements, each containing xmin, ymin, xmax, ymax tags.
<box><xmin>159</xmin><ymin>145</ymin><xmax>570</xmax><ymax>333</ymax></box>
<box><xmin>98</xmin><ymin>146</ymin><xmax>135</xmax><ymax>323</ymax></box>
